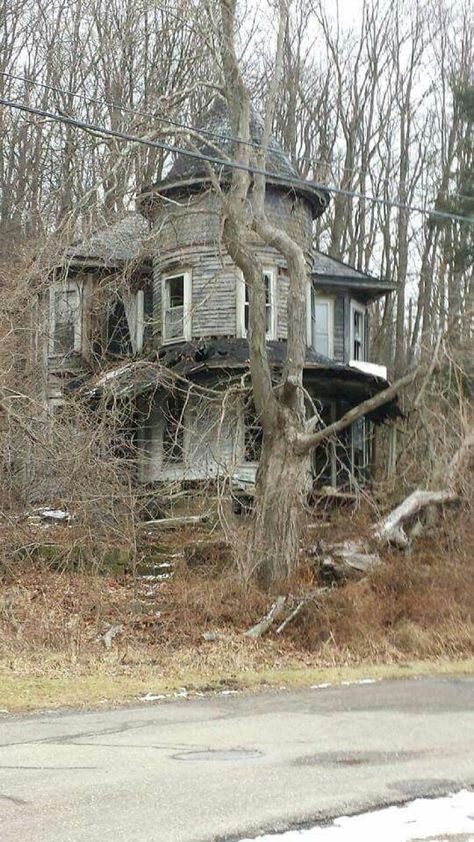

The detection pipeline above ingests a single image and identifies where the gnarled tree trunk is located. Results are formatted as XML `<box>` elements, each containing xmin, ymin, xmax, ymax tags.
<box><xmin>246</xmin><ymin>419</ymin><xmax>309</xmax><ymax>588</ymax></box>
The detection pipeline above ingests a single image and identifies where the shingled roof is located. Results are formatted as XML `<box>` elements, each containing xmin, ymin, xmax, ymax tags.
<box><xmin>312</xmin><ymin>252</ymin><xmax>395</xmax><ymax>293</ymax></box>
<box><xmin>143</xmin><ymin>98</ymin><xmax>329</xmax><ymax>218</ymax></box>
<box><xmin>165</xmin><ymin>97</ymin><xmax>298</xmax><ymax>182</ymax></box>
<box><xmin>65</xmin><ymin>213</ymin><xmax>150</xmax><ymax>267</ymax></box>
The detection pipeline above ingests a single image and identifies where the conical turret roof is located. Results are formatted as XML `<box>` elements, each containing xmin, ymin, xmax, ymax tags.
<box><xmin>144</xmin><ymin>97</ymin><xmax>328</xmax><ymax>218</ymax></box>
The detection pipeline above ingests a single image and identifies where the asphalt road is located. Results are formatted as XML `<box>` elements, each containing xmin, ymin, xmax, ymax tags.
<box><xmin>0</xmin><ymin>676</ymin><xmax>472</xmax><ymax>842</ymax></box>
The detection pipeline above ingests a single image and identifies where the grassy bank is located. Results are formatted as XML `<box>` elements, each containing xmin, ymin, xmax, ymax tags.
<box><xmin>1</xmin><ymin>657</ymin><xmax>473</xmax><ymax>713</ymax></box>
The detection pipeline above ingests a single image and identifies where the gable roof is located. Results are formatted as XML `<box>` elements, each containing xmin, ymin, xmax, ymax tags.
<box><xmin>141</xmin><ymin>98</ymin><xmax>329</xmax><ymax>219</ymax></box>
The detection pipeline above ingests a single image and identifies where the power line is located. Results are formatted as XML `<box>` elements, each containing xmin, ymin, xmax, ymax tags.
<box><xmin>1</xmin><ymin>96</ymin><xmax>473</xmax><ymax>225</ymax></box>
<box><xmin>3</xmin><ymin>71</ymin><xmax>472</xmax><ymax>205</ymax></box>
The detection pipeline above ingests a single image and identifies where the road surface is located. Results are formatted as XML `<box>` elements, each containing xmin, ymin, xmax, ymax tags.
<box><xmin>0</xmin><ymin>676</ymin><xmax>472</xmax><ymax>841</ymax></box>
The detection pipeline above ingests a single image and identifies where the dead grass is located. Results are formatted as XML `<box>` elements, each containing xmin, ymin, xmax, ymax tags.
<box><xmin>1</xmin><ymin>657</ymin><xmax>473</xmax><ymax>712</ymax></box>
<box><xmin>0</xmin><ymin>505</ymin><xmax>472</xmax><ymax>711</ymax></box>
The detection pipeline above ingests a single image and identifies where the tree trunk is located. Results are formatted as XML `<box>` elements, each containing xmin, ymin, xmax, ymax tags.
<box><xmin>247</xmin><ymin>425</ymin><xmax>309</xmax><ymax>589</ymax></box>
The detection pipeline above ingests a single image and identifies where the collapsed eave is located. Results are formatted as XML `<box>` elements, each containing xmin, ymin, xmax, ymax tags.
<box><xmin>83</xmin><ymin>339</ymin><xmax>401</xmax><ymax>424</ymax></box>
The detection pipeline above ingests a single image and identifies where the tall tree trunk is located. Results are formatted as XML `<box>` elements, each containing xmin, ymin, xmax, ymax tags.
<box><xmin>247</xmin><ymin>420</ymin><xmax>309</xmax><ymax>588</ymax></box>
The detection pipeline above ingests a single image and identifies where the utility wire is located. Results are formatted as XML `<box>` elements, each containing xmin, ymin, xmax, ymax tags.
<box><xmin>5</xmin><ymin>70</ymin><xmax>473</xmax><ymax>201</ymax></box>
<box><xmin>3</xmin><ymin>71</ymin><xmax>473</xmax><ymax>205</ymax></box>
<box><xmin>1</xmin><ymin>95</ymin><xmax>473</xmax><ymax>225</ymax></box>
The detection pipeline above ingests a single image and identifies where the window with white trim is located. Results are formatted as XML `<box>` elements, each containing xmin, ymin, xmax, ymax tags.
<box><xmin>49</xmin><ymin>282</ymin><xmax>82</xmax><ymax>356</ymax></box>
<box><xmin>308</xmin><ymin>287</ymin><xmax>334</xmax><ymax>357</ymax></box>
<box><xmin>237</xmin><ymin>268</ymin><xmax>277</xmax><ymax>340</ymax></box>
<box><xmin>162</xmin><ymin>271</ymin><xmax>191</xmax><ymax>343</ymax></box>
<box><xmin>350</xmin><ymin>301</ymin><xmax>366</xmax><ymax>361</ymax></box>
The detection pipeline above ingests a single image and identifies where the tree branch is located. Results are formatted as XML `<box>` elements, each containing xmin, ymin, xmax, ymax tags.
<box><xmin>296</xmin><ymin>368</ymin><xmax>418</xmax><ymax>455</ymax></box>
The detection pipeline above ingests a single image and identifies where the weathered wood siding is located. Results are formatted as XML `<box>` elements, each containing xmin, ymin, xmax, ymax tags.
<box><xmin>151</xmin><ymin>187</ymin><xmax>314</xmax><ymax>344</ymax></box>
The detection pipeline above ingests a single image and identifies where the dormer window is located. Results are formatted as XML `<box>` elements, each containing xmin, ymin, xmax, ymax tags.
<box><xmin>307</xmin><ymin>286</ymin><xmax>334</xmax><ymax>357</ymax></box>
<box><xmin>350</xmin><ymin>301</ymin><xmax>366</xmax><ymax>361</ymax></box>
<box><xmin>49</xmin><ymin>281</ymin><xmax>82</xmax><ymax>356</ymax></box>
<box><xmin>162</xmin><ymin>271</ymin><xmax>192</xmax><ymax>343</ymax></box>
<box><xmin>237</xmin><ymin>268</ymin><xmax>277</xmax><ymax>340</ymax></box>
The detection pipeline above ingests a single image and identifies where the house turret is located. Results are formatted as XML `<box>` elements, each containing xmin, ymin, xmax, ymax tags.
<box><xmin>139</xmin><ymin>97</ymin><xmax>328</xmax><ymax>346</ymax></box>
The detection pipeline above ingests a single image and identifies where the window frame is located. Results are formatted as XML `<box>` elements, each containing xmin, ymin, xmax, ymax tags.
<box><xmin>48</xmin><ymin>279</ymin><xmax>82</xmax><ymax>357</ymax></box>
<box><xmin>162</xmin><ymin>392</ymin><xmax>186</xmax><ymax>464</ymax></box>
<box><xmin>306</xmin><ymin>284</ymin><xmax>334</xmax><ymax>358</ymax></box>
<box><xmin>350</xmin><ymin>300</ymin><xmax>366</xmax><ymax>362</ymax></box>
<box><xmin>236</xmin><ymin>267</ymin><xmax>277</xmax><ymax>341</ymax></box>
<box><xmin>161</xmin><ymin>270</ymin><xmax>192</xmax><ymax>344</ymax></box>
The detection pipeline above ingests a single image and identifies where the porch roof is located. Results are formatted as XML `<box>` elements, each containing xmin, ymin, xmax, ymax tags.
<box><xmin>84</xmin><ymin>339</ymin><xmax>400</xmax><ymax>423</ymax></box>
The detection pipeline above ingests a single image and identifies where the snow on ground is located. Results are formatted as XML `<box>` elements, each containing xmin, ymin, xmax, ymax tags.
<box><xmin>240</xmin><ymin>790</ymin><xmax>474</xmax><ymax>842</ymax></box>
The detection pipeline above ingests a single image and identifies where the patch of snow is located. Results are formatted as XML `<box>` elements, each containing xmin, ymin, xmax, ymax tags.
<box><xmin>39</xmin><ymin>508</ymin><xmax>69</xmax><ymax>520</ymax></box>
<box><xmin>221</xmin><ymin>690</ymin><xmax>239</xmax><ymax>696</ymax></box>
<box><xmin>310</xmin><ymin>683</ymin><xmax>332</xmax><ymax>689</ymax></box>
<box><xmin>174</xmin><ymin>688</ymin><xmax>188</xmax><ymax>698</ymax></box>
<box><xmin>139</xmin><ymin>693</ymin><xmax>168</xmax><ymax>702</ymax></box>
<box><xmin>349</xmin><ymin>360</ymin><xmax>387</xmax><ymax>380</ymax></box>
<box><xmin>341</xmin><ymin>678</ymin><xmax>378</xmax><ymax>686</ymax></box>
<box><xmin>238</xmin><ymin>790</ymin><xmax>474</xmax><ymax>841</ymax></box>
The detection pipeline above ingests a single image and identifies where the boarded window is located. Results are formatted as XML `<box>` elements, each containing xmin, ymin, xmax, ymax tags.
<box><xmin>53</xmin><ymin>289</ymin><xmax>79</xmax><ymax>354</ymax></box>
<box><xmin>163</xmin><ymin>393</ymin><xmax>185</xmax><ymax>463</ymax></box>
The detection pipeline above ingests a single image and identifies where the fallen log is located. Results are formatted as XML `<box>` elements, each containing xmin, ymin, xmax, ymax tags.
<box><xmin>275</xmin><ymin>588</ymin><xmax>329</xmax><ymax>634</ymax></box>
<box><xmin>373</xmin><ymin>427</ymin><xmax>473</xmax><ymax>548</ymax></box>
<box><xmin>373</xmin><ymin>489</ymin><xmax>456</xmax><ymax>548</ymax></box>
<box><xmin>244</xmin><ymin>596</ymin><xmax>286</xmax><ymax>638</ymax></box>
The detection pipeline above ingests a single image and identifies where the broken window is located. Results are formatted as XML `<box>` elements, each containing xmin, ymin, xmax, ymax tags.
<box><xmin>51</xmin><ymin>287</ymin><xmax>80</xmax><ymax>355</ymax></box>
<box><xmin>163</xmin><ymin>392</ymin><xmax>186</xmax><ymax>463</ymax></box>
<box><xmin>243</xmin><ymin>403</ymin><xmax>263</xmax><ymax>463</ymax></box>
<box><xmin>162</xmin><ymin>272</ymin><xmax>191</xmax><ymax>342</ymax></box>
<box><xmin>310</xmin><ymin>289</ymin><xmax>334</xmax><ymax>357</ymax></box>
<box><xmin>106</xmin><ymin>299</ymin><xmax>133</xmax><ymax>357</ymax></box>
<box><xmin>351</xmin><ymin>302</ymin><xmax>366</xmax><ymax>361</ymax></box>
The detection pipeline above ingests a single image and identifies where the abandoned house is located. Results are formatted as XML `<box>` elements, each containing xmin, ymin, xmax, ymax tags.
<box><xmin>38</xmin><ymin>99</ymin><xmax>397</xmax><ymax>498</ymax></box>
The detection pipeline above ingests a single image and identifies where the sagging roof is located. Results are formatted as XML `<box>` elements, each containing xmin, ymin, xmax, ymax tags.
<box><xmin>64</xmin><ymin>213</ymin><xmax>151</xmax><ymax>268</ymax></box>
<box><xmin>85</xmin><ymin>339</ymin><xmax>400</xmax><ymax>422</ymax></box>
<box><xmin>140</xmin><ymin>98</ymin><xmax>329</xmax><ymax>219</ymax></box>
<box><xmin>313</xmin><ymin>252</ymin><xmax>395</xmax><ymax>294</ymax></box>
